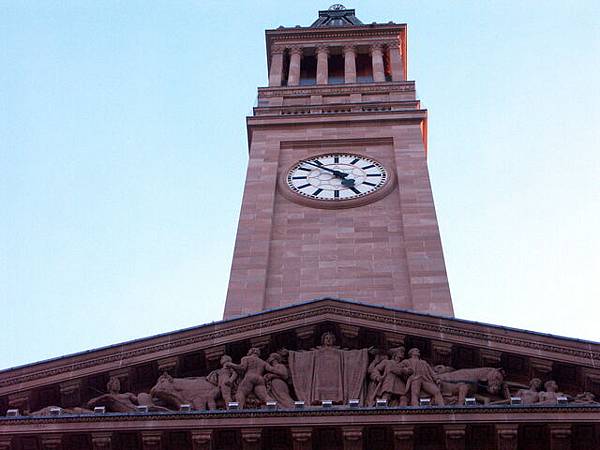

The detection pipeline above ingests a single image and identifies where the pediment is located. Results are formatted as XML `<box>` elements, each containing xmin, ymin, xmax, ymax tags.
<box><xmin>1</xmin><ymin>298</ymin><xmax>599</xmax><ymax>415</ymax></box>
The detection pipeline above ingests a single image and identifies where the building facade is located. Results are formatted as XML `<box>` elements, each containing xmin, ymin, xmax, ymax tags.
<box><xmin>1</xmin><ymin>6</ymin><xmax>599</xmax><ymax>450</ymax></box>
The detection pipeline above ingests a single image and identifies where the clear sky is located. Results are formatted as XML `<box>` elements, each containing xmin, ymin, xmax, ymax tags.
<box><xmin>1</xmin><ymin>1</ymin><xmax>599</xmax><ymax>370</ymax></box>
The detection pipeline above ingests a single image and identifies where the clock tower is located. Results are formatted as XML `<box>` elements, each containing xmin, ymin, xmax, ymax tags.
<box><xmin>224</xmin><ymin>6</ymin><xmax>453</xmax><ymax>319</ymax></box>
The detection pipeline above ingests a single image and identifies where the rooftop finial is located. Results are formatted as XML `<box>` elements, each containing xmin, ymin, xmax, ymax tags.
<box><xmin>329</xmin><ymin>4</ymin><xmax>346</xmax><ymax>10</ymax></box>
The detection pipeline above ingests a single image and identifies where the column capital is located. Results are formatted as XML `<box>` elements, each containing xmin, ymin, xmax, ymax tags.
<box><xmin>91</xmin><ymin>433</ymin><xmax>113</xmax><ymax>450</ymax></box>
<box><xmin>530</xmin><ymin>357</ymin><xmax>553</xmax><ymax>375</ymax></box>
<box><xmin>250</xmin><ymin>335</ymin><xmax>271</xmax><ymax>350</ymax></box>
<box><xmin>40</xmin><ymin>435</ymin><xmax>62</xmax><ymax>450</ymax></box>
<box><xmin>141</xmin><ymin>432</ymin><xmax>162</xmax><ymax>450</ymax></box>
<box><xmin>204</xmin><ymin>345</ymin><xmax>226</xmax><ymax>362</ymax></box>
<box><xmin>549</xmin><ymin>424</ymin><xmax>572</xmax><ymax>450</ymax></box>
<box><xmin>241</xmin><ymin>428</ymin><xmax>262</xmax><ymax>450</ymax></box>
<box><xmin>385</xmin><ymin>39</ymin><xmax>402</xmax><ymax>50</ymax></box>
<box><xmin>271</xmin><ymin>44</ymin><xmax>285</xmax><ymax>55</ymax></box>
<box><xmin>343</xmin><ymin>44</ymin><xmax>357</xmax><ymax>54</ymax></box>
<box><xmin>393</xmin><ymin>425</ymin><xmax>414</xmax><ymax>450</ymax></box>
<box><xmin>191</xmin><ymin>430</ymin><xmax>212</xmax><ymax>450</ymax></box>
<box><xmin>370</xmin><ymin>42</ymin><xmax>384</xmax><ymax>53</ymax></box>
<box><xmin>290</xmin><ymin>427</ymin><xmax>312</xmax><ymax>442</ymax></box>
<box><xmin>480</xmin><ymin>348</ymin><xmax>502</xmax><ymax>366</ymax></box>
<box><xmin>384</xmin><ymin>332</ymin><xmax>406</xmax><ymax>348</ymax></box>
<box><xmin>157</xmin><ymin>356</ymin><xmax>180</xmax><ymax>375</ymax></box>
<box><xmin>316</xmin><ymin>44</ymin><xmax>330</xmax><ymax>55</ymax></box>
<box><xmin>496</xmin><ymin>424</ymin><xmax>518</xmax><ymax>450</ymax></box>
<box><xmin>342</xmin><ymin>426</ymin><xmax>363</xmax><ymax>450</ymax></box>
<box><xmin>444</xmin><ymin>425</ymin><xmax>466</xmax><ymax>450</ymax></box>
<box><xmin>289</xmin><ymin>45</ymin><xmax>303</xmax><ymax>56</ymax></box>
<box><xmin>431</xmin><ymin>340</ymin><xmax>454</xmax><ymax>365</ymax></box>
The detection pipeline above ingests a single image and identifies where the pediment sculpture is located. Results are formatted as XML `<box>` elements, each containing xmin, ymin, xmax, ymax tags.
<box><xmin>26</xmin><ymin>331</ymin><xmax>598</xmax><ymax>415</ymax></box>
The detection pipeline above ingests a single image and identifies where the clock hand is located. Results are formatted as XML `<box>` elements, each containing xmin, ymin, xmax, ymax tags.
<box><xmin>301</xmin><ymin>160</ymin><xmax>354</xmax><ymax>182</ymax></box>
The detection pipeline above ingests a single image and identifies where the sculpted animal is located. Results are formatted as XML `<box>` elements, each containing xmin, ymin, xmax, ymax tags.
<box><xmin>436</xmin><ymin>367</ymin><xmax>505</xmax><ymax>404</ymax></box>
<box><xmin>150</xmin><ymin>373</ymin><xmax>220</xmax><ymax>410</ymax></box>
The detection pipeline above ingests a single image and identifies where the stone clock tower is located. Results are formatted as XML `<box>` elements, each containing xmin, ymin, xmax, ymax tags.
<box><xmin>224</xmin><ymin>6</ymin><xmax>453</xmax><ymax>319</ymax></box>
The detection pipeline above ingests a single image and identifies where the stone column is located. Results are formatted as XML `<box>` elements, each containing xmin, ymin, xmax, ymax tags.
<box><xmin>371</xmin><ymin>43</ymin><xmax>386</xmax><ymax>82</ymax></box>
<box><xmin>479</xmin><ymin>348</ymin><xmax>502</xmax><ymax>367</ymax></box>
<box><xmin>141</xmin><ymin>432</ymin><xmax>162</xmax><ymax>450</ymax></box>
<box><xmin>60</xmin><ymin>379</ymin><xmax>83</xmax><ymax>407</ymax></box>
<box><xmin>444</xmin><ymin>425</ymin><xmax>466</xmax><ymax>450</ymax></box>
<box><xmin>250</xmin><ymin>335</ymin><xmax>271</xmax><ymax>352</ymax></box>
<box><xmin>269</xmin><ymin>45</ymin><xmax>285</xmax><ymax>87</ymax></box>
<box><xmin>40</xmin><ymin>435</ymin><xmax>62</xmax><ymax>450</ymax></box>
<box><xmin>384</xmin><ymin>332</ymin><xmax>406</xmax><ymax>349</ymax></box>
<box><xmin>8</xmin><ymin>391</ymin><xmax>30</xmax><ymax>415</ymax></box>
<box><xmin>295</xmin><ymin>325</ymin><xmax>316</xmax><ymax>350</ymax></box>
<box><xmin>109</xmin><ymin>367</ymin><xmax>132</xmax><ymax>392</ymax></box>
<box><xmin>316</xmin><ymin>45</ymin><xmax>329</xmax><ymax>85</ymax></box>
<box><xmin>392</xmin><ymin>425</ymin><xmax>414</xmax><ymax>450</ymax></box>
<box><xmin>343</xmin><ymin>45</ymin><xmax>357</xmax><ymax>83</ymax></box>
<box><xmin>241</xmin><ymin>428</ymin><xmax>262</xmax><ymax>450</ymax></box>
<box><xmin>291</xmin><ymin>428</ymin><xmax>312</xmax><ymax>450</ymax></box>
<box><xmin>157</xmin><ymin>356</ymin><xmax>180</xmax><ymax>375</ymax></box>
<box><xmin>387</xmin><ymin>40</ymin><xmax>404</xmax><ymax>81</ymax></box>
<box><xmin>0</xmin><ymin>438</ymin><xmax>12</xmax><ymax>450</ymax></box>
<box><xmin>496</xmin><ymin>424</ymin><xmax>518</xmax><ymax>450</ymax></box>
<box><xmin>342</xmin><ymin>427</ymin><xmax>363</xmax><ymax>450</ymax></box>
<box><xmin>530</xmin><ymin>358</ymin><xmax>553</xmax><ymax>379</ymax></box>
<box><xmin>549</xmin><ymin>425</ymin><xmax>572</xmax><ymax>450</ymax></box>
<box><xmin>431</xmin><ymin>341</ymin><xmax>454</xmax><ymax>366</ymax></box>
<box><xmin>191</xmin><ymin>430</ymin><xmax>212</xmax><ymax>450</ymax></box>
<box><xmin>288</xmin><ymin>46</ymin><xmax>302</xmax><ymax>86</ymax></box>
<box><xmin>91</xmin><ymin>433</ymin><xmax>113</xmax><ymax>450</ymax></box>
<box><xmin>339</xmin><ymin>324</ymin><xmax>360</xmax><ymax>348</ymax></box>
<box><xmin>204</xmin><ymin>345</ymin><xmax>226</xmax><ymax>370</ymax></box>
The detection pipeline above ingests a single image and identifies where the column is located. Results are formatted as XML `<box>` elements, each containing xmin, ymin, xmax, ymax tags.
<box><xmin>295</xmin><ymin>325</ymin><xmax>316</xmax><ymax>350</ymax></box>
<box><xmin>241</xmin><ymin>428</ymin><xmax>262</xmax><ymax>450</ymax></box>
<box><xmin>387</xmin><ymin>40</ymin><xmax>404</xmax><ymax>81</ymax></box>
<box><xmin>288</xmin><ymin>46</ymin><xmax>302</xmax><ymax>86</ymax></box>
<box><xmin>496</xmin><ymin>424</ymin><xmax>518</xmax><ymax>450</ymax></box>
<box><xmin>444</xmin><ymin>425</ymin><xmax>466</xmax><ymax>450</ymax></box>
<box><xmin>8</xmin><ymin>391</ymin><xmax>30</xmax><ymax>415</ymax></box>
<box><xmin>191</xmin><ymin>430</ymin><xmax>212</xmax><ymax>450</ymax></box>
<box><xmin>339</xmin><ymin>324</ymin><xmax>359</xmax><ymax>348</ymax></box>
<box><xmin>157</xmin><ymin>356</ymin><xmax>180</xmax><ymax>375</ymax></box>
<box><xmin>204</xmin><ymin>345</ymin><xmax>226</xmax><ymax>370</ymax></box>
<box><xmin>250</xmin><ymin>335</ymin><xmax>271</xmax><ymax>351</ymax></box>
<box><xmin>0</xmin><ymin>438</ymin><xmax>12</xmax><ymax>450</ymax></box>
<box><xmin>316</xmin><ymin>45</ymin><xmax>329</xmax><ymax>85</ymax></box>
<box><xmin>141</xmin><ymin>432</ymin><xmax>162</xmax><ymax>450</ymax></box>
<box><xmin>549</xmin><ymin>425</ymin><xmax>572</xmax><ymax>450</ymax></box>
<box><xmin>40</xmin><ymin>435</ymin><xmax>62</xmax><ymax>450</ymax></box>
<box><xmin>371</xmin><ymin>43</ymin><xmax>386</xmax><ymax>82</ymax></box>
<box><xmin>91</xmin><ymin>433</ymin><xmax>113</xmax><ymax>450</ymax></box>
<box><xmin>431</xmin><ymin>341</ymin><xmax>454</xmax><ymax>366</ymax></box>
<box><xmin>479</xmin><ymin>349</ymin><xmax>502</xmax><ymax>367</ymax></box>
<box><xmin>291</xmin><ymin>428</ymin><xmax>312</xmax><ymax>450</ymax></box>
<box><xmin>343</xmin><ymin>45</ymin><xmax>357</xmax><ymax>83</ymax></box>
<box><xmin>342</xmin><ymin>427</ymin><xmax>363</xmax><ymax>450</ymax></box>
<box><xmin>60</xmin><ymin>379</ymin><xmax>83</xmax><ymax>407</ymax></box>
<box><xmin>384</xmin><ymin>332</ymin><xmax>406</xmax><ymax>349</ymax></box>
<box><xmin>269</xmin><ymin>45</ymin><xmax>285</xmax><ymax>87</ymax></box>
<box><xmin>530</xmin><ymin>358</ymin><xmax>553</xmax><ymax>380</ymax></box>
<box><xmin>393</xmin><ymin>425</ymin><xmax>414</xmax><ymax>450</ymax></box>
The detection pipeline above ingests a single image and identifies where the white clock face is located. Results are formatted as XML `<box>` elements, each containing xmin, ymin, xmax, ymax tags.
<box><xmin>286</xmin><ymin>153</ymin><xmax>388</xmax><ymax>201</ymax></box>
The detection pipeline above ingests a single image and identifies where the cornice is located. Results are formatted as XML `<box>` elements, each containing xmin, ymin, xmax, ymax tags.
<box><xmin>1</xmin><ymin>300</ymin><xmax>599</xmax><ymax>393</ymax></box>
<box><xmin>257</xmin><ymin>81</ymin><xmax>415</xmax><ymax>97</ymax></box>
<box><xmin>1</xmin><ymin>405</ymin><xmax>599</xmax><ymax>433</ymax></box>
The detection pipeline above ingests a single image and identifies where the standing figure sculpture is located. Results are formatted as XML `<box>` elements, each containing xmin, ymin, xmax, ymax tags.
<box><xmin>225</xmin><ymin>347</ymin><xmax>274</xmax><ymax>409</ymax></box>
<box><xmin>288</xmin><ymin>332</ymin><xmax>368</xmax><ymax>405</ymax></box>
<box><xmin>264</xmin><ymin>352</ymin><xmax>295</xmax><ymax>408</ymax></box>
<box><xmin>207</xmin><ymin>355</ymin><xmax>238</xmax><ymax>408</ymax></box>
<box><xmin>366</xmin><ymin>348</ymin><xmax>388</xmax><ymax>406</ymax></box>
<box><xmin>373</xmin><ymin>347</ymin><xmax>413</xmax><ymax>406</ymax></box>
<box><xmin>402</xmin><ymin>348</ymin><xmax>445</xmax><ymax>406</ymax></box>
<box><xmin>538</xmin><ymin>380</ymin><xmax>565</xmax><ymax>404</ymax></box>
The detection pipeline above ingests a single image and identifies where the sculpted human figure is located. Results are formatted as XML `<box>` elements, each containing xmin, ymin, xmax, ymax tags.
<box><xmin>538</xmin><ymin>380</ymin><xmax>565</xmax><ymax>404</ymax></box>
<box><xmin>516</xmin><ymin>378</ymin><xmax>542</xmax><ymax>404</ymax></box>
<box><xmin>402</xmin><ymin>348</ymin><xmax>445</xmax><ymax>406</ymax></box>
<box><xmin>264</xmin><ymin>352</ymin><xmax>295</xmax><ymax>408</ymax></box>
<box><xmin>288</xmin><ymin>332</ymin><xmax>368</xmax><ymax>405</ymax></box>
<box><xmin>207</xmin><ymin>355</ymin><xmax>238</xmax><ymax>407</ymax></box>
<box><xmin>87</xmin><ymin>377</ymin><xmax>140</xmax><ymax>412</ymax></box>
<box><xmin>366</xmin><ymin>348</ymin><xmax>388</xmax><ymax>406</ymax></box>
<box><xmin>225</xmin><ymin>347</ymin><xmax>274</xmax><ymax>408</ymax></box>
<box><xmin>373</xmin><ymin>346</ymin><xmax>413</xmax><ymax>406</ymax></box>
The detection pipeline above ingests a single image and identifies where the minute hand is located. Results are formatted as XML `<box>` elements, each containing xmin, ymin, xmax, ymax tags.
<box><xmin>302</xmin><ymin>161</ymin><xmax>349</xmax><ymax>178</ymax></box>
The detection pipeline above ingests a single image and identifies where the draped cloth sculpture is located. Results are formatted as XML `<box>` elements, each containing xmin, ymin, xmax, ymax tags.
<box><xmin>288</xmin><ymin>332</ymin><xmax>368</xmax><ymax>405</ymax></box>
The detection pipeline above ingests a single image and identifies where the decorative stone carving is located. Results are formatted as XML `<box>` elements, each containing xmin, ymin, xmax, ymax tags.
<box><xmin>384</xmin><ymin>332</ymin><xmax>405</xmax><ymax>348</ymax></box>
<box><xmin>40</xmin><ymin>435</ymin><xmax>62</xmax><ymax>450</ymax></box>
<box><xmin>289</xmin><ymin>332</ymin><xmax>368</xmax><ymax>405</ymax></box>
<box><xmin>264</xmin><ymin>352</ymin><xmax>295</xmax><ymax>408</ymax></box>
<box><xmin>342</xmin><ymin>426</ymin><xmax>363</xmax><ymax>450</ymax></box>
<box><xmin>496</xmin><ymin>424</ymin><xmax>518</xmax><ymax>450</ymax></box>
<box><xmin>30</xmin><ymin>405</ymin><xmax>92</xmax><ymax>416</ymax></box>
<box><xmin>516</xmin><ymin>378</ymin><xmax>542</xmax><ymax>404</ymax></box>
<box><xmin>149</xmin><ymin>372</ymin><xmax>220</xmax><ymax>410</ymax></box>
<box><xmin>402</xmin><ymin>348</ymin><xmax>444</xmax><ymax>406</ymax></box>
<box><xmin>538</xmin><ymin>380</ymin><xmax>565</xmax><ymax>404</ymax></box>
<box><xmin>431</xmin><ymin>340</ymin><xmax>453</xmax><ymax>366</ymax></box>
<box><xmin>87</xmin><ymin>376</ymin><xmax>160</xmax><ymax>413</ymax></box>
<box><xmin>366</xmin><ymin>348</ymin><xmax>388</xmax><ymax>406</ymax></box>
<box><xmin>141</xmin><ymin>432</ymin><xmax>161</xmax><ymax>450</ymax></box>
<box><xmin>241</xmin><ymin>428</ymin><xmax>262</xmax><ymax>450</ymax></box>
<box><xmin>206</xmin><ymin>355</ymin><xmax>238</xmax><ymax>407</ymax></box>
<box><xmin>437</xmin><ymin>367</ymin><xmax>505</xmax><ymax>405</ymax></box>
<box><xmin>204</xmin><ymin>345</ymin><xmax>226</xmax><ymax>369</ymax></box>
<box><xmin>530</xmin><ymin>357</ymin><xmax>553</xmax><ymax>378</ymax></box>
<box><xmin>226</xmin><ymin>347</ymin><xmax>274</xmax><ymax>408</ymax></box>
<box><xmin>291</xmin><ymin>428</ymin><xmax>312</xmax><ymax>450</ymax></box>
<box><xmin>157</xmin><ymin>356</ymin><xmax>180</xmax><ymax>375</ymax></box>
<box><xmin>479</xmin><ymin>348</ymin><xmax>502</xmax><ymax>366</ymax></box>
<box><xmin>191</xmin><ymin>430</ymin><xmax>212</xmax><ymax>450</ymax></box>
<box><xmin>372</xmin><ymin>346</ymin><xmax>411</xmax><ymax>406</ymax></box>
<box><xmin>393</xmin><ymin>425</ymin><xmax>414</xmax><ymax>450</ymax></box>
<box><xmin>91</xmin><ymin>433</ymin><xmax>113</xmax><ymax>450</ymax></box>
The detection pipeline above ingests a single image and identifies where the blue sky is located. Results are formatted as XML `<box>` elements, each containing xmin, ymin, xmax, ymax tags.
<box><xmin>1</xmin><ymin>1</ymin><xmax>599</xmax><ymax>370</ymax></box>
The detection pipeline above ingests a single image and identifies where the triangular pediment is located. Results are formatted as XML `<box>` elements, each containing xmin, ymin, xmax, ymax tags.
<box><xmin>1</xmin><ymin>298</ymin><xmax>599</xmax><ymax>416</ymax></box>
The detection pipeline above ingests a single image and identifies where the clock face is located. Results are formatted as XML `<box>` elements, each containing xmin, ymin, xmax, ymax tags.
<box><xmin>286</xmin><ymin>153</ymin><xmax>389</xmax><ymax>202</ymax></box>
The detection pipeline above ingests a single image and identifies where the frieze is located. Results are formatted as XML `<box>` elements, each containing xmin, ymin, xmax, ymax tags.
<box><xmin>1</xmin><ymin>301</ymin><xmax>599</xmax><ymax>390</ymax></box>
<box><xmin>257</xmin><ymin>82</ymin><xmax>415</xmax><ymax>98</ymax></box>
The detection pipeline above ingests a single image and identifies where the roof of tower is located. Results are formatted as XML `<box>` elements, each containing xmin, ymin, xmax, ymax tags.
<box><xmin>310</xmin><ymin>4</ymin><xmax>364</xmax><ymax>28</ymax></box>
